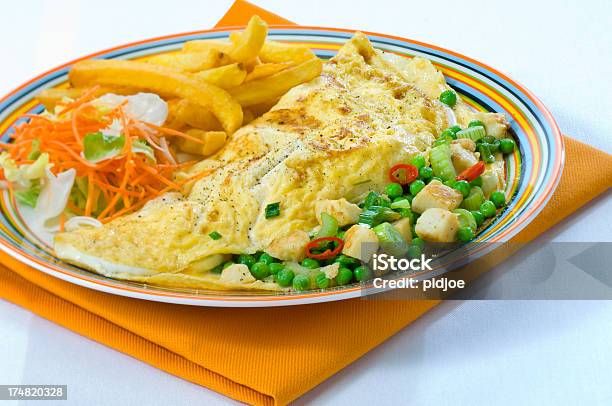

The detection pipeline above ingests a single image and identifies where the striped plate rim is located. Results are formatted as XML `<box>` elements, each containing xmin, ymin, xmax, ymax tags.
<box><xmin>0</xmin><ymin>26</ymin><xmax>563</xmax><ymax>306</ymax></box>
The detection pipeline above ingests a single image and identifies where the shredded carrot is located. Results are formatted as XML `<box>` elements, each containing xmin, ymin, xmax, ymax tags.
<box><xmin>2</xmin><ymin>88</ymin><xmax>214</xmax><ymax>222</ymax></box>
<box><xmin>142</xmin><ymin>123</ymin><xmax>205</xmax><ymax>144</ymax></box>
<box><xmin>59</xmin><ymin>213</ymin><xmax>66</xmax><ymax>232</ymax></box>
<box><xmin>85</xmin><ymin>173</ymin><xmax>95</xmax><ymax>216</ymax></box>
<box><xmin>57</xmin><ymin>85</ymin><xmax>101</xmax><ymax>115</ymax></box>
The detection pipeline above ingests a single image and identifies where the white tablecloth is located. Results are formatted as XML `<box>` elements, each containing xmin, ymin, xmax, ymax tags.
<box><xmin>1</xmin><ymin>1</ymin><xmax>611</xmax><ymax>404</ymax></box>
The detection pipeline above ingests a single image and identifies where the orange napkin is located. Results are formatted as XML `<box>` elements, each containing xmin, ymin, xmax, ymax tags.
<box><xmin>1</xmin><ymin>1</ymin><xmax>611</xmax><ymax>405</ymax></box>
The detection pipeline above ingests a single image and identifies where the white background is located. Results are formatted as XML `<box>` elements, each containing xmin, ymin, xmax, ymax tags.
<box><xmin>1</xmin><ymin>0</ymin><xmax>611</xmax><ymax>404</ymax></box>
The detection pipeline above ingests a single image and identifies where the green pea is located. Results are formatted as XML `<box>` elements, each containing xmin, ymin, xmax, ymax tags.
<box><xmin>336</xmin><ymin>267</ymin><xmax>354</xmax><ymax>285</ymax></box>
<box><xmin>412</xmin><ymin>237</ymin><xmax>425</xmax><ymax>249</ymax></box>
<box><xmin>399</xmin><ymin>209</ymin><xmax>414</xmax><ymax>222</ymax></box>
<box><xmin>237</xmin><ymin>254</ymin><xmax>256</xmax><ymax>268</ymax></box>
<box><xmin>334</xmin><ymin>254</ymin><xmax>360</xmax><ymax>268</ymax></box>
<box><xmin>439</xmin><ymin>129</ymin><xmax>457</xmax><ymax>140</ymax></box>
<box><xmin>483</xmin><ymin>135</ymin><xmax>496</xmax><ymax>144</ymax></box>
<box><xmin>480</xmin><ymin>200</ymin><xmax>497</xmax><ymax>218</ymax></box>
<box><xmin>489</xmin><ymin>140</ymin><xmax>500</xmax><ymax>153</ymax></box>
<box><xmin>490</xmin><ymin>191</ymin><xmax>506</xmax><ymax>208</ymax></box>
<box><xmin>470</xmin><ymin>176</ymin><xmax>483</xmax><ymax>187</ymax></box>
<box><xmin>259</xmin><ymin>252</ymin><xmax>275</xmax><ymax>264</ymax></box>
<box><xmin>468</xmin><ymin>120</ymin><xmax>485</xmax><ymax>129</ymax></box>
<box><xmin>385</xmin><ymin>182</ymin><xmax>404</xmax><ymax>199</ymax></box>
<box><xmin>411</xmin><ymin>155</ymin><xmax>427</xmax><ymax>169</ymax></box>
<box><xmin>447</xmin><ymin>125</ymin><xmax>462</xmax><ymax>135</ymax></box>
<box><xmin>470</xmin><ymin>210</ymin><xmax>485</xmax><ymax>227</ymax></box>
<box><xmin>439</xmin><ymin>90</ymin><xmax>457</xmax><ymax>107</ymax></box>
<box><xmin>457</xmin><ymin>226</ymin><xmax>474</xmax><ymax>243</ymax></box>
<box><xmin>276</xmin><ymin>269</ymin><xmax>295</xmax><ymax>287</ymax></box>
<box><xmin>269</xmin><ymin>262</ymin><xmax>284</xmax><ymax>275</ymax></box>
<box><xmin>301</xmin><ymin>258</ymin><xmax>320</xmax><ymax>269</ymax></box>
<box><xmin>315</xmin><ymin>272</ymin><xmax>330</xmax><ymax>289</ymax></box>
<box><xmin>444</xmin><ymin>179</ymin><xmax>456</xmax><ymax>188</ymax></box>
<box><xmin>453</xmin><ymin>180</ymin><xmax>471</xmax><ymax>198</ymax></box>
<box><xmin>499</xmin><ymin>138</ymin><xmax>516</xmax><ymax>154</ymax></box>
<box><xmin>292</xmin><ymin>274</ymin><xmax>310</xmax><ymax>290</ymax></box>
<box><xmin>354</xmin><ymin>266</ymin><xmax>371</xmax><ymax>282</ymax></box>
<box><xmin>409</xmin><ymin>180</ymin><xmax>426</xmax><ymax>196</ymax></box>
<box><xmin>250</xmin><ymin>262</ymin><xmax>271</xmax><ymax>280</ymax></box>
<box><xmin>419</xmin><ymin>166</ymin><xmax>433</xmax><ymax>180</ymax></box>
<box><xmin>407</xmin><ymin>244</ymin><xmax>422</xmax><ymax>259</ymax></box>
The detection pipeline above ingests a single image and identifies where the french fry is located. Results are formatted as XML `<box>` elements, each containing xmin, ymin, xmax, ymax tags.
<box><xmin>229</xmin><ymin>57</ymin><xmax>322</xmax><ymax>106</ymax></box>
<box><xmin>146</xmin><ymin>50</ymin><xmax>232</xmax><ymax>73</ymax></box>
<box><xmin>178</xmin><ymin>129</ymin><xmax>227</xmax><ymax>156</ymax></box>
<box><xmin>244</xmin><ymin>62</ymin><xmax>291</xmax><ymax>82</ymax></box>
<box><xmin>167</xmin><ymin>99</ymin><xmax>223</xmax><ymax>131</ymax></box>
<box><xmin>247</xmin><ymin>99</ymin><xmax>280</xmax><ymax>117</ymax></box>
<box><xmin>37</xmin><ymin>86</ymin><xmax>138</xmax><ymax>110</ymax></box>
<box><xmin>259</xmin><ymin>40</ymin><xmax>317</xmax><ymax>64</ymax></box>
<box><xmin>243</xmin><ymin>56</ymin><xmax>260</xmax><ymax>73</ymax></box>
<box><xmin>242</xmin><ymin>108</ymin><xmax>255</xmax><ymax>125</ymax></box>
<box><xmin>228</xmin><ymin>31</ymin><xmax>241</xmax><ymax>45</ymax></box>
<box><xmin>182</xmin><ymin>39</ymin><xmax>232</xmax><ymax>54</ymax></box>
<box><xmin>228</xmin><ymin>15</ymin><xmax>268</xmax><ymax>64</ymax></box>
<box><xmin>69</xmin><ymin>59</ymin><xmax>243</xmax><ymax>134</ymax></box>
<box><xmin>192</xmin><ymin>63</ymin><xmax>247</xmax><ymax>89</ymax></box>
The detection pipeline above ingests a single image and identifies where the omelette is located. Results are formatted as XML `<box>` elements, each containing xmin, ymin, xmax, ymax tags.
<box><xmin>54</xmin><ymin>33</ymin><xmax>508</xmax><ymax>291</ymax></box>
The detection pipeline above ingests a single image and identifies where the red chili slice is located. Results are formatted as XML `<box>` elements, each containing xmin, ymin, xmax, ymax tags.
<box><xmin>306</xmin><ymin>237</ymin><xmax>344</xmax><ymax>260</ymax></box>
<box><xmin>388</xmin><ymin>163</ymin><xmax>418</xmax><ymax>185</ymax></box>
<box><xmin>456</xmin><ymin>161</ymin><xmax>485</xmax><ymax>182</ymax></box>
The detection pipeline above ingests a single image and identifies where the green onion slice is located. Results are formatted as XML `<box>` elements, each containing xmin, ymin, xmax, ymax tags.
<box><xmin>265</xmin><ymin>202</ymin><xmax>281</xmax><ymax>218</ymax></box>
<box><xmin>209</xmin><ymin>231</ymin><xmax>222</xmax><ymax>240</ymax></box>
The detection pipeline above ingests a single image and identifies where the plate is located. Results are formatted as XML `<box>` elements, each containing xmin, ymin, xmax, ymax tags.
<box><xmin>0</xmin><ymin>26</ymin><xmax>564</xmax><ymax>306</ymax></box>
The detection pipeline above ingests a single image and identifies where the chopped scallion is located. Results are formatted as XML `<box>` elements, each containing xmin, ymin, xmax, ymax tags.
<box><xmin>390</xmin><ymin>199</ymin><xmax>411</xmax><ymax>210</ymax></box>
<box><xmin>457</xmin><ymin>126</ymin><xmax>486</xmax><ymax>142</ymax></box>
<box><xmin>209</xmin><ymin>231</ymin><xmax>222</xmax><ymax>240</ymax></box>
<box><xmin>265</xmin><ymin>202</ymin><xmax>281</xmax><ymax>218</ymax></box>
<box><xmin>359</xmin><ymin>206</ymin><xmax>401</xmax><ymax>227</ymax></box>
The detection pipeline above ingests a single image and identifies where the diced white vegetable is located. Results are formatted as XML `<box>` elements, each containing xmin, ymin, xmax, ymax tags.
<box><xmin>415</xmin><ymin>208</ymin><xmax>459</xmax><ymax>243</ymax></box>
<box><xmin>410</xmin><ymin>180</ymin><xmax>463</xmax><ymax>214</ymax></box>
<box><xmin>321</xmin><ymin>262</ymin><xmax>340</xmax><ymax>279</ymax></box>
<box><xmin>470</xmin><ymin>112</ymin><xmax>509</xmax><ymax>139</ymax></box>
<box><xmin>265</xmin><ymin>230</ymin><xmax>310</xmax><ymax>261</ymax></box>
<box><xmin>220</xmin><ymin>264</ymin><xmax>256</xmax><ymax>283</ymax></box>
<box><xmin>450</xmin><ymin>140</ymin><xmax>478</xmax><ymax>172</ymax></box>
<box><xmin>392</xmin><ymin>217</ymin><xmax>413</xmax><ymax>244</ymax></box>
<box><xmin>342</xmin><ymin>224</ymin><xmax>379</xmax><ymax>261</ymax></box>
<box><xmin>481</xmin><ymin>157</ymin><xmax>506</xmax><ymax>198</ymax></box>
<box><xmin>315</xmin><ymin>198</ymin><xmax>362</xmax><ymax>227</ymax></box>
<box><xmin>452</xmin><ymin>138</ymin><xmax>476</xmax><ymax>152</ymax></box>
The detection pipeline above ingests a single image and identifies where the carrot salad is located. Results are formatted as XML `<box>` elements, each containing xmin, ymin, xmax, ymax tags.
<box><xmin>0</xmin><ymin>87</ymin><xmax>209</xmax><ymax>224</ymax></box>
